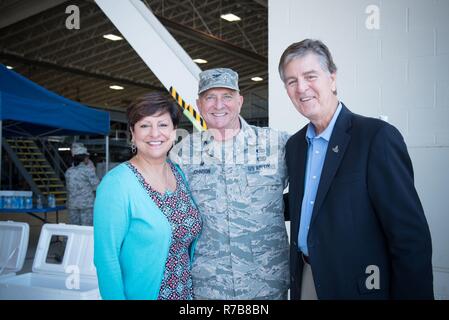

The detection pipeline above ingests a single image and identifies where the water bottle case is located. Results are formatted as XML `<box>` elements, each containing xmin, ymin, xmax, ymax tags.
<box><xmin>47</xmin><ymin>194</ymin><xmax>56</xmax><ymax>208</ymax></box>
<box><xmin>36</xmin><ymin>195</ymin><xmax>43</xmax><ymax>209</ymax></box>
<box><xmin>0</xmin><ymin>191</ymin><xmax>33</xmax><ymax>209</ymax></box>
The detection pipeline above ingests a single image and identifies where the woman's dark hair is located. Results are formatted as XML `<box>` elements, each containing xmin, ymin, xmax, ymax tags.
<box><xmin>126</xmin><ymin>91</ymin><xmax>181</xmax><ymax>130</ymax></box>
<box><xmin>73</xmin><ymin>154</ymin><xmax>88</xmax><ymax>166</ymax></box>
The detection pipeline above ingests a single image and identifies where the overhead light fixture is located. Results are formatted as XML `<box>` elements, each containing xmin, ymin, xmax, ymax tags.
<box><xmin>6</xmin><ymin>65</ymin><xmax>13</xmax><ymax>70</ymax></box>
<box><xmin>251</xmin><ymin>77</ymin><xmax>263</xmax><ymax>82</ymax></box>
<box><xmin>103</xmin><ymin>34</ymin><xmax>123</xmax><ymax>41</ymax></box>
<box><xmin>193</xmin><ymin>58</ymin><xmax>208</xmax><ymax>64</ymax></box>
<box><xmin>58</xmin><ymin>147</ymin><xmax>71</xmax><ymax>151</ymax></box>
<box><xmin>47</xmin><ymin>136</ymin><xmax>64</xmax><ymax>142</ymax></box>
<box><xmin>109</xmin><ymin>85</ymin><xmax>124</xmax><ymax>90</ymax></box>
<box><xmin>220</xmin><ymin>13</ymin><xmax>241</xmax><ymax>22</ymax></box>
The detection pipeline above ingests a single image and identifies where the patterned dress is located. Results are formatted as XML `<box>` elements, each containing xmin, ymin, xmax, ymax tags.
<box><xmin>126</xmin><ymin>161</ymin><xmax>202</xmax><ymax>300</ymax></box>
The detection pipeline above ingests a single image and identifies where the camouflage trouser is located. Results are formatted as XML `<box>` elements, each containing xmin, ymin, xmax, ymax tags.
<box><xmin>68</xmin><ymin>207</ymin><xmax>93</xmax><ymax>226</ymax></box>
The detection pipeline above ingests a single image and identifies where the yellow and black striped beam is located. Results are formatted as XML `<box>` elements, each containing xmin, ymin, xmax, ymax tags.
<box><xmin>169</xmin><ymin>86</ymin><xmax>207</xmax><ymax>131</ymax></box>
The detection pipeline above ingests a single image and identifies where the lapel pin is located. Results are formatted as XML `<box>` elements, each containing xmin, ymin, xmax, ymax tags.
<box><xmin>332</xmin><ymin>145</ymin><xmax>339</xmax><ymax>153</ymax></box>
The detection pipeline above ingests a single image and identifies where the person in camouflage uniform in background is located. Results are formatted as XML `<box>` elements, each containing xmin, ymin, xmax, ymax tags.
<box><xmin>65</xmin><ymin>142</ymin><xmax>99</xmax><ymax>226</ymax></box>
<box><xmin>170</xmin><ymin>68</ymin><xmax>290</xmax><ymax>299</ymax></box>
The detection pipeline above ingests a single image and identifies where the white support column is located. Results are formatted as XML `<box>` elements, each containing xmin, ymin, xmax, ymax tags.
<box><xmin>105</xmin><ymin>135</ymin><xmax>109</xmax><ymax>175</ymax></box>
<box><xmin>95</xmin><ymin>0</ymin><xmax>202</xmax><ymax>112</ymax></box>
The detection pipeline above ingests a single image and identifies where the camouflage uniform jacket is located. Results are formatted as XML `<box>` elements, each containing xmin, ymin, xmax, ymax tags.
<box><xmin>170</xmin><ymin>117</ymin><xmax>290</xmax><ymax>299</ymax></box>
<box><xmin>65</xmin><ymin>162</ymin><xmax>100</xmax><ymax>209</ymax></box>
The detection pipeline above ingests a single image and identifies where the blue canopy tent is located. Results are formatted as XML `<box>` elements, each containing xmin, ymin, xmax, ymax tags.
<box><xmin>0</xmin><ymin>64</ymin><xmax>111</xmax><ymax>178</ymax></box>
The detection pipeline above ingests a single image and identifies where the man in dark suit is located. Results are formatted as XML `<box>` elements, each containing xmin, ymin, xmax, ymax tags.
<box><xmin>278</xmin><ymin>39</ymin><xmax>433</xmax><ymax>299</ymax></box>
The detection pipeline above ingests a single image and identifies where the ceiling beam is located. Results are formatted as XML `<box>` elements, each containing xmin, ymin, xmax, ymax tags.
<box><xmin>0</xmin><ymin>0</ymin><xmax>68</xmax><ymax>29</ymax></box>
<box><xmin>156</xmin><ymin>15</ymin><xmax>267</xmax><ymax>66</ymax></box>
<box><xmin>252</xmin><ymin>0</ymin><xmax>268</xmax><ymax>8</ymax></box>
<box><xmin>0</xmin><ymin>51</ymin><xmax>164</xmax><ymax>91</ymax></box>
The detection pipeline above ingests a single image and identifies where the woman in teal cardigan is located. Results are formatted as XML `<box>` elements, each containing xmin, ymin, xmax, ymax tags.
<box><xmin>94</xmin><ymin>92</ymin><xmax>202</xmax><ymax>300</ymax></box>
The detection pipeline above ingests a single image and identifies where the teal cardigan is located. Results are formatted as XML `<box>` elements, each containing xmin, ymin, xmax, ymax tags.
<box><xmin>93</xmin><ymin>162</ymin><xmax>199</xmax><ymax>300</ymax></box>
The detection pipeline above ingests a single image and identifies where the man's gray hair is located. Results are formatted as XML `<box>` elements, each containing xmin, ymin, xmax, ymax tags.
<box><xmin>278</xmin><ymin>39</ymin><xmax>338</xmax><ymax>94</ymax></box>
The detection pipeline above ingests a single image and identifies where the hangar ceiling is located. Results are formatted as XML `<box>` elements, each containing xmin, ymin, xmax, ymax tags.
<box><xmin>0</xmin><ymin>0</ymin><xmax>268</xmax><ymax>126</ymax></box>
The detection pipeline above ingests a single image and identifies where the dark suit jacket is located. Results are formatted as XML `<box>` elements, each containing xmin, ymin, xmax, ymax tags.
<box><xmin>286</xmin><ymin>104</ymin><xmax>434</xmax><ymax>299</ymax></box>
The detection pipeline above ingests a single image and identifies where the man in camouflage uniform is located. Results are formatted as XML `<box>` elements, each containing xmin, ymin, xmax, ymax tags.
<box><xmin>65</xmin><ymin>143</ymin><xmax>99</xmax><ymax>226</ymax></box>
<box><xmin>170</xmin><ymin>68</ymin><xmax>290</xmax><ymax>299</ymax></box>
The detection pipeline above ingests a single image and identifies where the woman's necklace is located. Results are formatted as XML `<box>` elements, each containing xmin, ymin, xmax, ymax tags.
<box><xmin>134</xmin><ymin>156</ymin><xmax>172</xmax><ymax>193</ymax></box>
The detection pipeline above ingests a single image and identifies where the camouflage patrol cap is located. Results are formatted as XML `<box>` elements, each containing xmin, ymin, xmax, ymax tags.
<box><xmin>198</xmin><ymin>68</ymin><xmax>239</xmax><ymax>94</ymax></box>
<box><xmin>71</xmin><ymin>142</ymin><xmax>89</xmax><ymax>156</ymax></box>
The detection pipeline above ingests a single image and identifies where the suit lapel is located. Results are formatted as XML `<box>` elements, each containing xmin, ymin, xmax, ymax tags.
<box><xmin>289</xmin><ymin>127</ymin><xmax>308</xmax><ymax>238</ymax></box>
<box><xmin>293</xmin><ymin>133</ymin><xmax>308</xmax><ymax>221</ymax></box>
<box><xmin>310</xmin><ymin>104</ymin><xmax>352</xmax><ymax>227</ymax></box>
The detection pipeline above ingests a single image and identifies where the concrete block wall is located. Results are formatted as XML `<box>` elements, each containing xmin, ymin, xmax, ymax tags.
<box><xmin>269</xmin><ymin>0</ymin><xmax>449</xmax><ymax>299</ymax></box>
